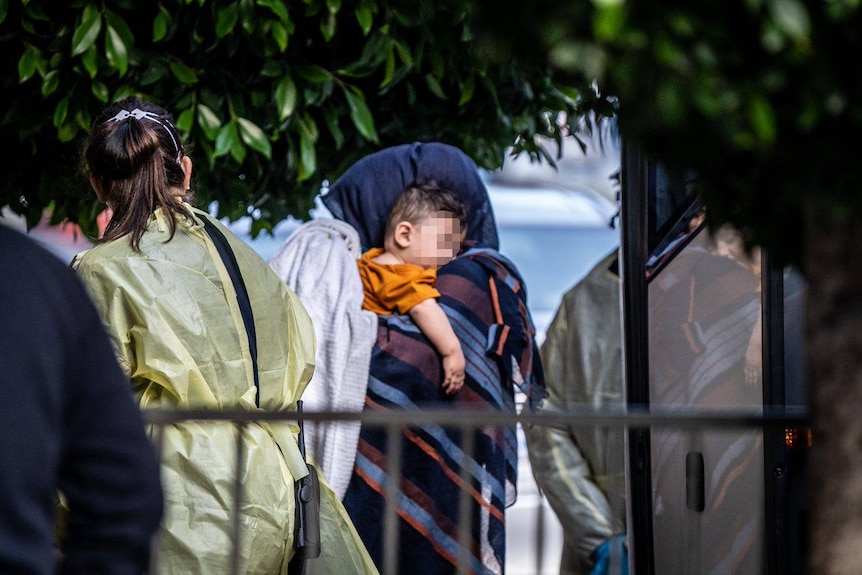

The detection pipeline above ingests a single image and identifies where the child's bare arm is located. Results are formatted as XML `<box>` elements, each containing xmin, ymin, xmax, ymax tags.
<box><xmin>409</xmin><ymin>298</ymin><xmax>465</xmax><ymax>394</ymax></box>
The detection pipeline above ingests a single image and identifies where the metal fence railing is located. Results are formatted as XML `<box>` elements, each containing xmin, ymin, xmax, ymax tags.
<box><xmin>143</xmin><ymin>406</ymin><xmax>809</xmax><ymax>575</ymax></box>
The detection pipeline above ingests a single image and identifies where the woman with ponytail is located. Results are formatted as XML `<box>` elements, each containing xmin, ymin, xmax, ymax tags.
<box><xmin>73</xmin><ymin>97</ymin><xmax>377</xmax><ymax>575</ymax></box>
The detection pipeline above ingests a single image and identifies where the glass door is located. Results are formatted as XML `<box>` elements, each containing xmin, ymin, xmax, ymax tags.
<box><xmin>621</xmin><ymin>142</ymin><xmax>809</xmax><ymax>574</ymax></box>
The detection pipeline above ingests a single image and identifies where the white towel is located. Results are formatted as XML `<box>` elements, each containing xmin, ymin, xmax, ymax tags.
<box><xmin>268</xmin><ymin>218</ymin><xmax>377</xmax><ymax>499</ymax></box>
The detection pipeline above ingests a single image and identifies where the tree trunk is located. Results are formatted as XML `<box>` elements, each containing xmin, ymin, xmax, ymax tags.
<box><xmin>806</xmin><ymin>211</ymin><xmax>862</xmax><ymax>574</ymax></box>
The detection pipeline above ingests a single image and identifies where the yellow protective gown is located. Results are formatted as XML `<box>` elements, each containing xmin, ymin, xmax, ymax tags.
<box><xmin>73</xmin><ymin>205</ymin><xmax>378</xmax><ymax>575</ymax></box>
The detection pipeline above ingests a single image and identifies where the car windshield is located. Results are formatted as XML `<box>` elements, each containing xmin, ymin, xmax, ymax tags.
<box><xmin>495</xmin><ymin>223</ymin><xmax>619</xmax><ymax>342</ymax></box>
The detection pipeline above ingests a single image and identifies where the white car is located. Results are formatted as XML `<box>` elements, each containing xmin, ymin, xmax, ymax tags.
<box><xmin>485</xmin><ymin>180</ymin><xmax>620</xmax><ymax>343</ymax></box>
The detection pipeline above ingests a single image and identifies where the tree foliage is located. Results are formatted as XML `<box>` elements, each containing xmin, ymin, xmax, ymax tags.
<box><xmin>474</xmin><ymin>0</ymin><xmax>862</xmax><ymax>267</ymax></box>
<box><xmin>473</xmin><ymin>4</ymin><xmax>862</xmax><ymax>573</ymax></box>
<box><xmin>0</xmin><ymin>0</ymin><xmax>611</xmax><ymax>239</ymax></box>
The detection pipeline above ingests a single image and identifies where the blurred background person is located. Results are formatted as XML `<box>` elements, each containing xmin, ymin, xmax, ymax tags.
<box><xmin>648</xmin><ymin>223</ymin><xmax>763</xmax><ymax>574</ymax></box>
<box><xmin>525</xmin><ymin>248</ymin><xmax>628</xmax><ymax>575</ymax></box>
<box><xmin>0</xmin><ymin>223</ymin><xmax>163</xmax><ymax>575</ymax></box>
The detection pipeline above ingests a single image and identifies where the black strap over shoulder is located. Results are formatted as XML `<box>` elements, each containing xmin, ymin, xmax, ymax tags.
<box><xmin>200</xmin><ymin>216</ymin><xmax>260</xmax><ymax>408</ymax></box>
<box><xmin>202</xmin><ymin>214</ymin><xmax>319</xmax><ymax>571</ymax></box>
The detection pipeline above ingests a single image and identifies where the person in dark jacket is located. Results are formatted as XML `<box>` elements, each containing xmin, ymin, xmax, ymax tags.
<box><xmin>0</xmin><ymin>223</ymin><xmax>163</xmax><ymax>575</ymax></box>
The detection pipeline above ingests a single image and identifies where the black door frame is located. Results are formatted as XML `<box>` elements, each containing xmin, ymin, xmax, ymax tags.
<box><xmin>620</xmin><ymin>141</ymin><xmax>798</xmax><ymax>574</ymax></box>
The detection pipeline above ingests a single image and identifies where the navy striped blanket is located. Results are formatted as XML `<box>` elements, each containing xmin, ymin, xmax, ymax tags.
<box><xmin>342</xmin><ymin>247</ymin><xmax>546</xmax><ymax>575</ymax></box>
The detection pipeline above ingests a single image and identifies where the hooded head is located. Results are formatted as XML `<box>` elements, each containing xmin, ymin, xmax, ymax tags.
<box><xmin>322</xmin><ymin>142</ymin><xmax>499</xmax><ymax>252</ymax></box>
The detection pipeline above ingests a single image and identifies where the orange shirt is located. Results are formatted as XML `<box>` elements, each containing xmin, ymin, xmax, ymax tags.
<box><xmin>358</xmin><ymin>247</ymin><xmax>439</xmax><ymax>315</ymax></box>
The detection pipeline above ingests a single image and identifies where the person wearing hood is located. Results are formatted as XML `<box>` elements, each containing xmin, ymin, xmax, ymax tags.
<box><xmin>315</xmin><ymin>142</ymin><xmax>547</xmax><ymax>574</ymax></box>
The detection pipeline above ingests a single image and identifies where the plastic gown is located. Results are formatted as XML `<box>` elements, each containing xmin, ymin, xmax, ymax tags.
<box><xmin>74</xmin><ymin>205</ymin><xmax>378</xmax><ymax>575</ymax></box>
<box><xmin>525</xmin><ymin>250</ymin><xmax>627</xmax><ymax>575</ymax></box>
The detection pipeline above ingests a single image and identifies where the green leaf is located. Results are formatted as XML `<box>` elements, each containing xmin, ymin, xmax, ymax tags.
<box><xmin>259</xmin><ymin>0</ymin><xmax>289</xmax><ymax>22</ymax></box>
<box><xmin>18</xmin><ymin>47</ymin><xmax>36</xmax><ymax>83</ymax></box>
<box><xmin>321</xmin><ymin>11</ymin><xmax>336</xmax><ymax>41</ymax></box>
<box><xmin>112</xmin><ymin>86</ymin><xmax>136</xmax><ymax>102</ymax></box>
<box><xmin>424</xmin><ymin>73</ymin><xmax>447</xmax><ymax>100</ymax></box>
<box><xmin>593</xmin><ymin>3</ymin><xmax>625</xmax><ymax>41</ymax></box>
<box><xmin>297</xmin><ymin>64</ymin><xmax>331</xmax><ymax>83</ymax></box>
<box><xmin>343</xmin><ymin>86</ymin><xmax>378</xmax><ymax>142</ymax></box>
<box><xmin>323</xmin><ymin>107</ymin><xmax>344</xmax><ymax>149</ymax></box>
<box><xmin>72</xmin><ymin>5</ymin><xmax>102</xmax><ymax>57</ymax></box>
<box><xmin>460</xmin><ymin>21</ymin><xmax>473</xmax><ymax>42</ymax></box>
<box><xmin>141</xmin><ymin>63</ymin><xmax>168</xmax><ymax>86</ymax></box>
<box><xmin>771</xmin><ymin>0</ymin><xmax>811</xmax><ymax>43</ymax></box>
<box><xmin>105</xmin><ymin>10</ymin><xmax>134</xmax><ymax>48</ymax></box>
<box><xmin>153</xmin><ymin>9</ymin><xmax>170</xmax><ymax>42</ymax></box>
<box><xmin>216</xmin><ymin>2</ymin><xmax>239</xmax><ymax>39</ymax></box>
<box><xmin>355</xmin><ymin>4</ymin><xmax>372</xmax><ymax>35</ymax></box>
<box><xmin>197</xmin><ymin>104</ymin><xmax>222</xmax><ymax>140</ymax></box>
<box><xmin>250</xmin><ymin>218</ymin><xmax>273</xmax><ymax>238</ymax></box>
<box><xmin>53</xmin><ymin>96</ymin><xmax>69</xmax><ymax>128</ymax></box>
<box><xmin>230</xmin><ymin>136</ymin><xmax>246</xmax><ymax>164</ymax></box>
<box><xmin>749</xmin><ymin>95</ymin><xmax>776</xmax><ymax>143</ymax></box>
<box><xmin>261</xmin><ymin>60</ymin><xmax>282</xmax><ymax>77</ymax></box>
<box><xmin>297</xmin><ymin>131</ymin><xmax>316</xmax><ymax>182</ymax></box>
<box><xmin>81</xmin><ymin>45</ymin><xmax>98</xmax><ymax>78</ymax></box>
<box><xmin>240</xmin><ymin>1</ymin><xmax>255</xmax><ymax>35</ymax></box>
<box><xmin>275</xmin><ymin>75</ymin><xmax>298</xmax><ymax>120</ymax></box>
<box><xmin>238</xmin><ymin>117</ymin><xmax>272</xmax><ymax>159</ymax></box>
<box><xmin>337</xmin><ymin>32</ymin><xmax>389</xmax><ymax>76</ymax></box>
<box><xmin>393</xmin><ymin>40</ymin><xmax>413</xmax><ymax>66</ymax></box>
<box><xmin>176</xmin><ymin>108</ymin><xmax>194</xmax><ymax>132</ymax></box>
<box><xmin>271</xmin><ymin>21</ymin><xmax>288</xmax><ymax>51</ymax></box>
<box><xmin>298</xmin><ymin>112</ymin><xmax>319</xmax><ymax>142</ymax></box>
<box><xmin>0</xmin><ymin>0</ymin><xmax>8</xmax><ymax>24</ymax></box>
<box><xmin>41</xmin><ymin>69</ymin><xmax>59</xmax><ymax>97</ymax></box>
<box><xmin>91</xmin><ymin>80</ymin><xmax>110</xmax><ymax>102</ymax></box>
<box><xmin>458</xmin><ymin>72</ymin><xmax>475</xmax><ymax>106</ymax></box>
<box><xmin>105</xmin><ymin>24</ymin><xmax>128</xmax><ymax>76</ymax></box>
<box><xmin>214</xmin><ymin>122</ymin><xmax>237</xmax><ymax>158</ymax></box>
<box><xmin>58</xmin><ymin>123</ymin><xmax>78</xmax><ymax>143</ymax></box>
<box><xmin>21</xmin><ymin>14</ymin><xmax>35</xmax><ymax>34</ymax></box>
<box><xmin>557</xmin><ymin>85</ymin><xmax>581</xmax><ymax>105</ymax></box>
<box><xmin>169</xmin><ymin>60</ymin><xmax>199</xmax><ymax>84</ymax></box>
<box><xmin>32</xmin><ymin>52</ymin><xmax>47</xmax><ymax>77</ymax></box>
<box><xmin>326</xmin><ymin>0</ymin><xmax>341</xmax><ymax>12</ymax></box>
<box><xmin>380</xmin><ymin>46</ymin><xmax>396</xmax><ymax>88</ymax></box>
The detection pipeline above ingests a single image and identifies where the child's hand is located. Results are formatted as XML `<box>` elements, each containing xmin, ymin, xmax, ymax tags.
<box><xmin>442</xmin><ymin>350</ymin><xmax>466</xmax><ymax>394</ymax></box>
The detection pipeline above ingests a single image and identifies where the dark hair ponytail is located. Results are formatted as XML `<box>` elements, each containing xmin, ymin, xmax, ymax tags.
<box><xmin>84</xmin><ymin>97</ymin><xmax>192</xmax><ymax>250</ymax></box>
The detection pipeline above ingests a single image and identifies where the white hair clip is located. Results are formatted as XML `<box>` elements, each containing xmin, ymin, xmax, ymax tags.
<box><xmin>107</xmin><ymin>108</ymin><xmax>182</xmax><ymax>160</ymax></box>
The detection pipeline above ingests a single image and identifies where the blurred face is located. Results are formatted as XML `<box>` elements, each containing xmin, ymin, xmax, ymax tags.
<box><xmin>410</xmin><ymin>211</ymin><xmax>464</xmax><ymax>268</ymax></box>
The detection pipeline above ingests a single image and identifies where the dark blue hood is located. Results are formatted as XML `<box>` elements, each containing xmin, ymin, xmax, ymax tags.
<box><xmin>322</xmin><ymin>142</ymin><xmax>499</xmax><ymax>251</ymax></box>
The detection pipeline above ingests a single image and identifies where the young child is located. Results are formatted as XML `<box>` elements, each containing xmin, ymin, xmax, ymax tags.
<box><xmin>357</xmin><ymin>181</ymin><xmax>468</xmax><ymax>394</ymax></box>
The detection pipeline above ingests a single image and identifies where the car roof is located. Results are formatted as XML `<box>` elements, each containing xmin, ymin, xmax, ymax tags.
<box><xmin>485</xmin><ymin>181</ymin><xmax>617</xmax><ymax>228</ymax></box>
